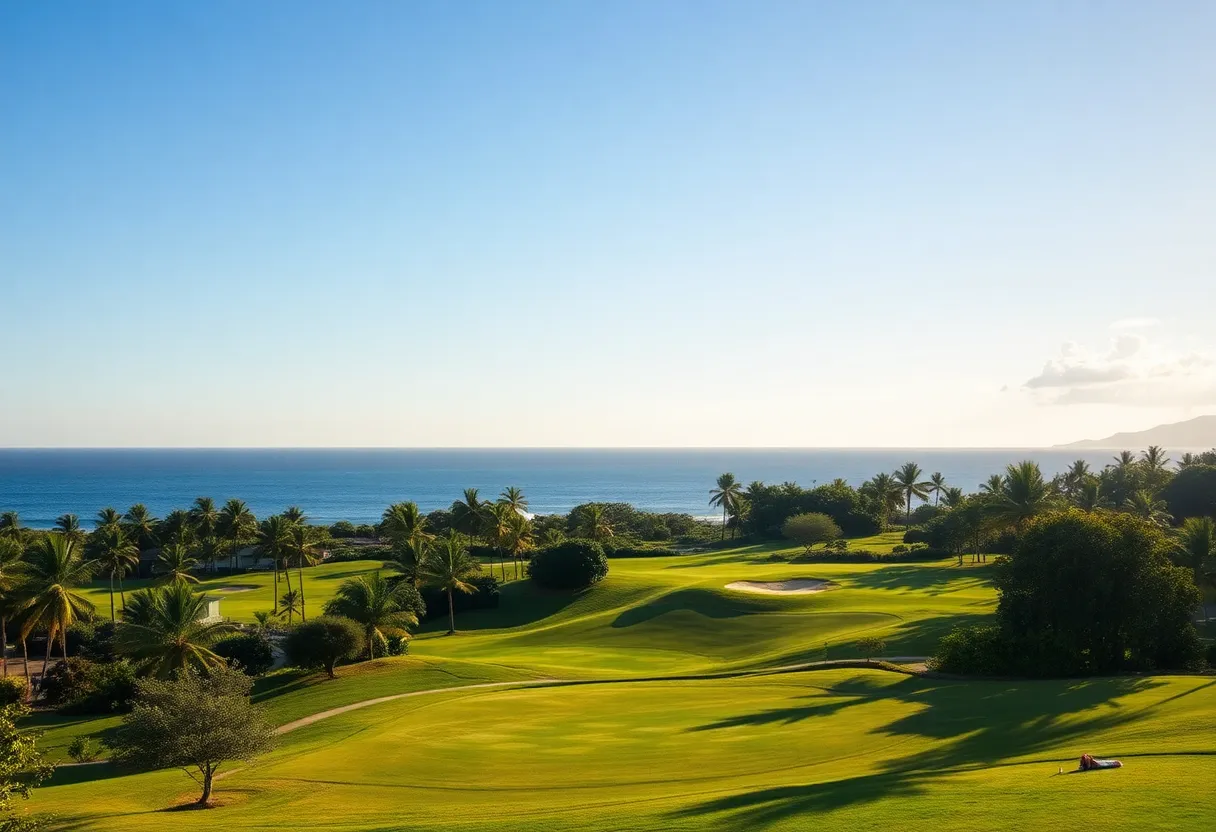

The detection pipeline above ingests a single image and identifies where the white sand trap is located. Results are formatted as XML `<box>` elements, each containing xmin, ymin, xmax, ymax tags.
<box><xmin>725</xmin><ymin>579</ymin><xmax>838</xmax><ymax>595</ymax></box>
<box><xmin>211</xmin><ymin>585</ymin><xmax>257</xmax><ymax>594</ymax></box>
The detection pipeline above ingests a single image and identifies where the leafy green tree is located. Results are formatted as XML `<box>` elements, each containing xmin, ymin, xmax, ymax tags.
<box><xmin>283</xmin><ymin>616</ymin><xmax>364</xmax><ymax>678</ymax></box>
<box><xmin>323</xmin><ymin>572</ymin><xmax>418</xmax><ymax>659</ymax></box>
<box><xmin>1162</xmin><ymin>465</ymin><xmax>1216</xmax><ymax>521</ymax></box>
<box><xmin>188</xmin><ymin>497</ymin><xmax>219</xmax><ymax>544</ymax></box>
<box><xmin>928</xmin><ymin>472</ymin><xmax>947</xmax><ymax>506</ymax></box>
<box><xmin>1176</xmin><ymin>516</ymin><xmax>1215</xmax><ymax>621</ymax></box>
<box><xmin>21</xmin><ymin>533</ymin><xmax>95</xmax><ymax>684</ymax></box>
<box><xmin>709</xmin><ymin>473</ymin><xmax>744</xmax><ymax>540</ymax></box>
<box><xmin>117</xmin><ymin>582</ymin><xmax>236</xmax><ymax>678</ymax></box>
<box><xmin>892</xmin><ymin>463</ymin><xmax>932</xmax><ymax>525</ymax></box>
<box><xmin>110</xmin><ymin>665</ymin><xmax>275</xmax><ymax>806</ymax></box>
<box><xmin>0</xmin><ymin>702</ymin><xmax>52</xmax><ymax>826</ymax></box>
<box><xmin>86</xmin><ymin>525</ymin><xmax>139</xmax><ymax>620</ymax></box>
<box><xmin>994</xmin><ymin>510</ymin><xmax>1202</xmax><ymax>675</ymax></box>
<box><xmin>158</xmin><ymin>509</ymin><xmax>194</xmax><ymax>547</ymax></box>
<box><xmin>856</xmin><ymin>636</ymin><xmax>887</xmax><ymax>661</ymax></box>
<box><xmin>155</xmin><ymin>543</ymin><xmax>199</xmax><ymax>585</ymax></box>
<box><xmin>989</xmin><ymin>460</ymin><xmax>1055</xmax><ymax>530</ymax></box>
<box><xmin>781</xmin><ymin>513</ymin><xmax>842</xmax><ymax>553</ymax></box>
<box><xmin>218</xmin><ymin>499</ymin><xmax>256</xmax><ymax>570</ymax></box>
<box><xmin>418</xmin><ymin>534</ymin><xmax>480</xmax><ymax>635</ymax></box>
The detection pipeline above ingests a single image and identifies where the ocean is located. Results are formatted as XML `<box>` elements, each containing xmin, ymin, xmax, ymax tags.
<box><xmin>0</xmin><ymin>448</ymin><xmax>1136</xmax><ymax>529</ymax></box>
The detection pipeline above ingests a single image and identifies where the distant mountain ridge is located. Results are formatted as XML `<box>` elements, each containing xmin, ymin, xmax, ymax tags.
<box><xmin>1057</xmin><ymin>415</ymin><xmax>1216</xmax><ymax>449</ymax></box>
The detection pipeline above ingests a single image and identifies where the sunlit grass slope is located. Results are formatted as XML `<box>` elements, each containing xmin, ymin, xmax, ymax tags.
<box><xmin>32</xmin><ymin>670</ymin><xmax>1216</xmax><ymax>831</ymax></box>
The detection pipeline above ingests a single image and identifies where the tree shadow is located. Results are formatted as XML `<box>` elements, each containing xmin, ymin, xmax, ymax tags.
<box><xmin>844</xmin><ymin>564</ymin><xmax>995</xmax><ymax>595</ymax></box>
<box><xmin>416</xmin><ymin>580</ymin><xmax>583</xmax><ymax>634</ymax></box>
<box><xmin>672</xmin><ymin>673</ymin><xmax>1172</xmax><ymax>825</ymax></box>
<box><xmin>611</xmin><ymin>589</ymin><xmax>780</xmax><ymax>629</ymax></box>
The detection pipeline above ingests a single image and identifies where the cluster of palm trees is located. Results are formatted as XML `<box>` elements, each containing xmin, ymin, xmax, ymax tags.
<box><xmin>858</xmin><ymin>463</ymin><xmax>956</xmax><ymax>530</ymax></box>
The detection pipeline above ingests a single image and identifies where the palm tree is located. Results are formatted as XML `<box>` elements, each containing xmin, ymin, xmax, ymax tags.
<box><xmin>379</xmin><ymin>502</ymin><xmax>431</xmax><ymax>582</ymax></box>
<box><xmin>21</xmin><ymin>533</ymin><xmax>95</xmax><ymax>686</ymax></box>
<box><xmin>892</xmin><ymin>463</ymin><xmax>932</xmax><ymax>525</ymax></box>
<box><xmin>1176</xmin><ymin>517</ymin><xmax>1214</xmax><ymax>621</ymax></box>
<box><xmin>1062</xmin><ymin>460</ymin><xmax>1090</xmax><ymax>498</ymax></box>
<box><xmin>123</xmin><ymin>504</ymin><xmax>159</xmax><ymax>551</ymax></box>
<box><xmin>861</xmin><ymin>473</ymin><xmax>903</xmax><ymax>531</ymax></box>
<box><xmin>980</xmin><ymin>474</ymin><xmax>1005</xmax><ymax>495</ymax></box>
<box><xmin>1126</xmin><ymin>490</ymin><xmax>1171</xmax><ymax>527</ymax></box>
<box><xmin>708</xmin><ymin>473</ymin><xmax>744</xmax><ymax>540</ymax></box>
<box><xmin>159</xmin><ymin>509</ymin><xmax>194</xmax><ymax>547</ymax></box>
<box><xmin>451</xmin><ymin>489</ymin><xmax>487</xmax><ymax>544</ymax></box>
<box><xmin>86</xmin><ymin>525</ymin><xmax>139</xmax><ymax>620</ymax></box>
<box><xmin>418</xmin><ymin>534</ymin><xmax>479</xmax><ymax>635</ymax></box>
<box><xmin>188</xmin><ymin>498</ymin><xmax>220</xmax><ymax>570</ymax></box>
<box><xmin>941</xmin><ymin>487</ymin><xmax>965</xmax><ymax>509</ymax></box>
<box><xmin>0</xmin><ymin>512</ymin><xmax>21</xmax><ymax>542</ymax></box>
<box><xmin>156</xmin><ymin>543</ymin><xmax>200</xmax><ymax>584</ymax></box>
<box><xmin>1140</xmin><ymin>445</ymin><xmax>1171</xmax><ymax>494</ymax></box>
<box><xmin>279</xmin><ymin>589</ymin><xmax>302</xmax><ymax>625</ymax></box>
<box><xmin>499</xmin><ymin>486</ymin><xmax>528</xmax><ymax>515</ymax></box>
<box><xmin>989</xmin><ymin>461</ymin><xmax>1055</xmax><ymax>530</ymax></box>
<box><xmin>54</xmin><ymin>514</ymin><xmax>84</xmax><ymax>544</ymax></box>
<box><xmin>576</xmin><ymin>504</ymin><xmax>614</xmax><ymax>542</ymax></box>
<box><xmin>252</xmin><ymin>609</ymin><xmax>281</xmax><ymax>634</ymax></box>
<box><xmin>323</xmin><ymin>572</ymin><xmax>418</xmax><ymax>659</ymax></box>
<box><xmin>116</xmin><ymin>583</ymin><xmax>235</xmax><ymax>678</ymax></box>
<box><xmin>218</xmin><ymin>498</ymin><xmax>256</xmax><ymax>570</ymax></box>
<box><xmin>505</xmin><ymin>510</ymin><xmax>533</xmax><ymax>580</ymax></box>
<box><xmin>94</xmin><ymin>507</ymin><xmax>123</xmax><ymax>533</ymax></box>
<box><xmin>1074</xmin><ymin>480</ymin><xmax>1110</xmax><ymax>512</ymax></box>
<box><xmin>485</xmin><ymin>502</ymin><xmax>515</xmax><ymax>581</ymax></box>
<box><xmin>0</xmin><ymin>539</ymin><xmax>28</xmax><ymax>678</ymax></box>
<box><xmin>927</xmin><ymin>473</ymin><xmax>947</xmax><ymax>506</ymax></box>
<box><xmin>256</xmin><ymin>515</ymin><xmax>292</xmax><ymax>612</ymax></box>
<box><xmin>284</xmin><ymin>508</ymin><xmax>322</xmax><ymax>621</ymax></box>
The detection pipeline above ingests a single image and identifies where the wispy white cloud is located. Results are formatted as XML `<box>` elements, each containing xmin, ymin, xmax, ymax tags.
<box><xmin>1109</xmin><ymin>317</ymin><xmax>1162</xmax><ymax>330</ymax></box>
<box><xmin>1023</xmin><ymin>330</ymin><xmax>1216</xmax><ymax>407</ymax></box>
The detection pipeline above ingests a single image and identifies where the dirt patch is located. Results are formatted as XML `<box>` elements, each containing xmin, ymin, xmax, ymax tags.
<box><xmin>725</xmin><ymin>579</ymin><xmax>839</xmax><ymax>595</ymax></box>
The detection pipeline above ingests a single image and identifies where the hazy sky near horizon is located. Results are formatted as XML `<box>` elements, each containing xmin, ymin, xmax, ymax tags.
<box><xmin>3</xmin><ymin>1</ymin><xmax>1215</xmax><ymax>448</ymax></box>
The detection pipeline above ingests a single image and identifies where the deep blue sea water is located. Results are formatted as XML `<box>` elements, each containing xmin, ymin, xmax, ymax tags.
<box><xmin>0</xmin><ymin>448</ymin><xmax>1131</xmax><ymax>528</ymax></box>
<box><xmin>0</xmin><ymin>447</ymin><xmax>1128</xmax><ymax>525</ymax></box>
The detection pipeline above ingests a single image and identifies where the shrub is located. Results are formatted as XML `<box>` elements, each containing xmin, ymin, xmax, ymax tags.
<box><xmin>354</xmin><ymin>524</ymin><xmax>377</xmax><ymax>538</ymax></box>
<box><xmin>527</xmin><ymin>539</ymin><xmax>609</xmax><ymax>590</ymax></box>
<box><xmin>68</xmin><ymin>736</ymin><xmax>101</xmax><ymax>763</ymax></box>
<box><xmin>602</xmin><ymin>545</ymin><xmax>681</xmax><ymax>558</ymax></box>
<box><xmin>902</xmin><ymin>527</ymin><xmax>929</xmax><ymax>544</ymax></box>
<box><xmin>42</xmin><ymin>656</ymin><xmax>138</xmax><ymax>715</ymax></box>
<box><xmin>284</xmin><ymin>616</ymin><xmax>364</xmax><ymax>678</ymax></box>
<box><xmin>891</xmin><ymin>544</ymin><xmax>909</xmax><ymax>554</ymax></box>
<box><xmin>214</xmin><ymin>632</ymin><xmax>276</xmax><ymax>676</ymax></box>
<box><xmin>329</xmin><ymin>520</ymin><xmax>357</xmax><ymax>538</ymax></box>
<box><xmin>0</xmin><ymin>676</ymin><xmax>27</xmax><ymax>705</ymax></box>
<box><xmin>782</xmin><ymin>513</ymin><xmax>842</xmax><ymax>553</ymax></box>
<box><xmin>928</xmin><ymin>625</ymin><xmax>1011</xmax><ymax>675</ymax></box>
<box><xmin>39</xmin><ymin>656</ymin><xmax>93</xmax><ymax>708</ymax></box>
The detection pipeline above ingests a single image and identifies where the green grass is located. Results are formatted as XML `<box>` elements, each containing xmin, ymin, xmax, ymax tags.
<box><xmin>23</xmin><ymin>539</ymin><xmax>1216</xmax><ymax>830</ymax></box>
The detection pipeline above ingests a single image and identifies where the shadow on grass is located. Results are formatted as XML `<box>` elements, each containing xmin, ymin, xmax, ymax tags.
<box><xmin>611</xmin><ymin>589</ymin><xmax>784</xmax><ymax>629</ymax></box>
<box><xmin>45</xmin><ymin>760</ymin><xmax>128</xmax><ymax>787</ymax></box>
<box><xmin>672</xmin><ymin>674</ymin><xmax>1172</xmax><ymax>825</ymax></box>
<box><xmin>415</xmin><ymin>580</ymin><xmax>583</xmax><ymax>634</ymax></box>
<box><xmin>844</xmin><ymin>564</ymin><xmax>995</xmax><ymax>595</ymax></box>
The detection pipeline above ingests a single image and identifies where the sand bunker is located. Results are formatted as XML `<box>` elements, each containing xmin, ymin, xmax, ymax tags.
<box><xmin>725</xmin><ymin>579</ymin><xmax>838</xmax><ymax>595</ymax></box>
<box><xmin>211</xmin><ymin>585</ymin><xmax>257</xmax><ymax>594</ymax></box>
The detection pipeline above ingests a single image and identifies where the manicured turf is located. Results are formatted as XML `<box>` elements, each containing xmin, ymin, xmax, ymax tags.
<box><xmin>24</xmin><ymin>540</ymin><xmax>1216</xmax><ymax>830</ymax></box>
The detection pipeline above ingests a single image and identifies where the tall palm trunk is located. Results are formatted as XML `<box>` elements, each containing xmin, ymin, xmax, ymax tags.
<box><xmin>447</xmin><ymin>588</ymin><xmax>455</xmax><ymax>635</ymax></box>
<box><xmin>298</xmin><ymin>563</ymin><xmax>306</xmax><ymax>621</ymax></box>
<box><xmin>109</xmin><ymin>573</ymin><xmax>116</xmax><ymax>622</ymax></box>
<box><xmin>721</xmin><ymin>505</ymin><xmax>727</xmax><ymax>540</ymax></box>
<box><xmin>283</xmin><ymin>557</ymin><xmax>294</xmax><ymax>599</ymax></box>
<box><xmin>40</xmin><ymin>627</ymin><xmax>54</xmax><ymax>692</ymax></box>
<box><xmin>272</xmin><ymin>556</ymin><xmax>279</xmax><ymax>612</ymax></box>
<box><xmin>1</xmin><ymin>617</ymin><xmax>6</xmax><ymax>678</ymax></box>
<box><xmin>118</xmin><ymin>573</ymin><xmax>127</xmax><ymax>615</ymax></box>
<box><xmin>21</xmin><ymin>639</ymin><xmax>29</xmax><ymax>690</ymax></box>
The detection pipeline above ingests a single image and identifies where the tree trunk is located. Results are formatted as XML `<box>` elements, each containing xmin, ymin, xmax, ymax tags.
<box><xmin>198</xmin><ymin>765</ymin><xmax>213</xmax><ymax>805</ymax></box>
<box><xmin>109</xmin><ymin>573</ymin><xmax>116</xmax><ymax>623</ymax></box>
<box><xmin>21</xmin><ymin>639</ymin><xmax>29</xmax><ymax>688</ymax></box>
<box><xmin>447</xmin><ymin>589</ymin><xmax>455</xmax><ymax>635</ymax></box>
<box><xmin>40</xmin><ymin>629</ymin><xmax>53</xmax><ymax>692</ymax></box>
<box><xmin>118</xmin><ymin>572</ymin><xmax>127</xmax><ymax>614</ymax></box>
<box><xmin>326</xmin><ymin>658</ymin><xmax>337</xmax><ymax>678</ymax></box>
<box><xmin>499</xmin><ymin>548</ymin><xmax>505</xmax><ymax>581</ymax></box>
<box><xmin>1</xmin><ymin>617</ymin><xmax>6</xmax><ymax>678</ymax></box>
<box><xmin>299</xmin><ymin>564</ymin><xmax>306</xmax><ymax>622</ymax></box>
<box><xmin>368</xmin><ymin>626</ymin><xmax>375</xmax><ymax>660</ymax></box>
<box><xmin>273</xmin><ymin>558</ymin><xmax>279</xmax><ymax>612</ymax></box>
<box><xmin>721</xmin><ymin>506</ymin><xmax>726</xmax><ymax>540</ymax></box>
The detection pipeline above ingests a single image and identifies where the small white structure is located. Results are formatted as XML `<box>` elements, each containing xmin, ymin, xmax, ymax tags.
<box><xmin>197</xmin><ymin>599</ymin><xmax>222</xmax><ymax>624</ymax></box>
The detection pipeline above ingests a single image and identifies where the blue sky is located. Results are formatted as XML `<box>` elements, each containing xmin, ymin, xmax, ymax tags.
<box><xmin>2</xmin><ymin>1</ymin><xmax>1214</xmax><ymax>447</ymax></box>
